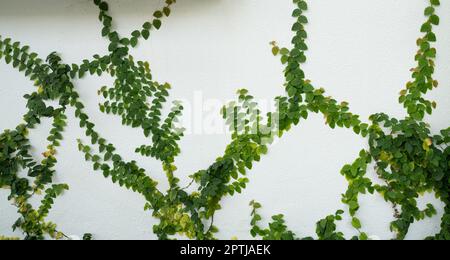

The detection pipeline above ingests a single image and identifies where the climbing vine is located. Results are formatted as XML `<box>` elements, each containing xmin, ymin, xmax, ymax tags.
<box><xmin>0</xmin><ymin>0</ymin><xmax>448</xmax><ymax>240</ymax></box>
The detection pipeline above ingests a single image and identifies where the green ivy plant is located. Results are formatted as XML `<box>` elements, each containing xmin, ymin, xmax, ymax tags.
<box><xmin>0</xmin><ymin>0</ymin><xmax>448</xmax><ymax>240</ymax></box>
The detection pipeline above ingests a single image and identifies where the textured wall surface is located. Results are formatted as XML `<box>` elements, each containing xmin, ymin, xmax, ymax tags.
<box><xmin>1</xmin><ymin>0</ymin><xmax>449</xmax><ymax>240</ymax></box>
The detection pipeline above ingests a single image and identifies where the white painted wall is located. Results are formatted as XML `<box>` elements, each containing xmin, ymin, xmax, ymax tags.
<box><xmin>0</xmin><ymin>0</ymin><xmax>449</xmax><ymax>240</ymax></box>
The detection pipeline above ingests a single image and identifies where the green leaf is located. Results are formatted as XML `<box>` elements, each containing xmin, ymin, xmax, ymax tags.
<box><xmin>421</xmin><ymin>23</ymin><xmax>432</xmax><ymax>32</ymax></box>
<box><xmin>298</xmin><ymin>1</ymin><xmax>308</xmax><ymax>11</ymax></box>
<box><xmin>99</xmin><ymin>2</ymin><xmax>108</xmax><ymax>11</ymax></box>
<box><xmin>352</xmin><ymin>217</ymin><xmax>362</xmax><ymax>229</ymax></box>
<box><xmin>163</xmin><ymin>7</ymin><xmax>171</xmax><ymax>17</ymax></box>
<box><xmin>143</xmin><ymin>22</ymin><xmax>152</xmax><ymax>30</ymax></box>
<box><xmin>153</xmin><ymin>11</ymin><xmax>163</xmax><ymax>18</ymax></box>
<box><xmin>424</xmin><ymin>6</ymin><xmax>435</xmax><ymax>16</ymax></box>
<box><xmin>430</xmin><ymin>15</ymin><xmax>439</xmax><ymax>25</ymax></box>
<box><xmin>142</xmin><ymin>30</ymin><xmax>150</xmax><ymax>40</ymax></box>
<box><xmin>153</xmin><ymin>19</ymin><xmax>162</xmax><ymax>30</ymax></box>
<box><xmin>430</xmin><ymin>0</ymin><xmax>440</xmax><ymax>6</ymax></box>
<box><xmin>112</xmin><ymin>154</ymin><xmax>121</xmax><ymax>162</ymax></box>
<box><xmin>130</xmin><ymin>37</ymin><xmax>138</xmax><ymax>47</ymax></box>
<box><xmin>131</xmin><ymin>30</ymin><xmax>141</xmax><ymax>38</ymax></box>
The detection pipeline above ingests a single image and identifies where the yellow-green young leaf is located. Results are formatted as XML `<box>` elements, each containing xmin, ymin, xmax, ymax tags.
<box><xmin>352</xmin><ymin>217</ymin><xmax>362</xmax><ymax>229</ymax></box>
<box><xmin>272</xmin><ymin>46</ymin><xmax>280</xmax><ymax>56</ymax></box>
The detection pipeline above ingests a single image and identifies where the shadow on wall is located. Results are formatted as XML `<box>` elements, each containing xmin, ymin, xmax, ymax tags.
<box><xmin>0</xmin><ymin>0</ymin><xmax>226</xmax><ymax>18</ymax></box>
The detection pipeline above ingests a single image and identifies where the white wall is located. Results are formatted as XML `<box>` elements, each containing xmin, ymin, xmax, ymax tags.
<box><xmin>1</xmin><ymin>0</ymin><xmax>449</xmax><ymax>240</ymax></box>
